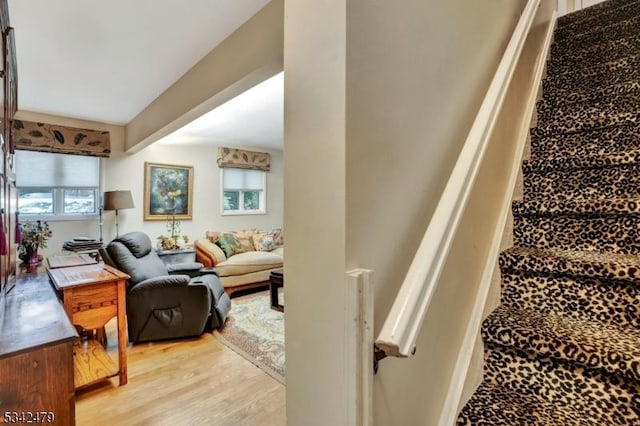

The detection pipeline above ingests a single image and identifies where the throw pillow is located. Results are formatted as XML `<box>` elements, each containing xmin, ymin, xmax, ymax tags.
<box><xmin>206</xmin><ymin>231</ymin><xmax>221</xmax><ymax>243</ymax></box>
<box><xmin>252</xmin><ymin>231</ymin><xmax>275</xmax><ymax>251</ymax></box>
<box><xmin>232</xmin><ymin>229</ymin><xmax>256</xmax><ymax>252</ymax></box>
<box><xmin>216</xmin><ymin>233</ymin><xmax>245</xmax><ymax>258</ymax></box>
<box><xmin>270</xmin><ymin>228</ymin><xmax>284</xmax><ymax>247</ymax></box>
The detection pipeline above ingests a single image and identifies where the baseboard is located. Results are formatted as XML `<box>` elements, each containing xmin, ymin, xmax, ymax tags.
<box><xmin>437</xmin><ymin>10</ymin><xmax>558</xmax><ymax>426</ymax></box>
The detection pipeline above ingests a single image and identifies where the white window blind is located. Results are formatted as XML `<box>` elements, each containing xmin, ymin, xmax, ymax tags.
<box><xmin>16</xmin><ymin>151</ymin><xmax>100</xmax><ymax>187</ymax></box>
<box><xmin>222</xmin><ymin>168</ymin><xmax>264</xmax><ymax>190</ymax></box>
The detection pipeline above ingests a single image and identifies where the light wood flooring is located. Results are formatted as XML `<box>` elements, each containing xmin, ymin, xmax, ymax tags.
<box><xmin>75</xmin><ymin>320</ymin><xmax>286</xmax><ymax>426</ymax></box>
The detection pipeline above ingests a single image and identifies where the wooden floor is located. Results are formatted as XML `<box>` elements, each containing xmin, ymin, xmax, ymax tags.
<box><xmin>75</xmin><ymin>320</ymin><xmax>286</xmax><ymax>426</ymax></box>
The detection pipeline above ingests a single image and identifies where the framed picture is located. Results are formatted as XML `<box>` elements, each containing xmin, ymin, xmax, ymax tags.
<box><xmin>143</xmin><ymin>162</ymin><xmax>193</xmax><ymax>221</ymax></box>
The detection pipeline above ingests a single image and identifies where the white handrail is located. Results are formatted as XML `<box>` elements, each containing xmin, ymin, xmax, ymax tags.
<box><xmin>375</xmin><ymin>0</ymin><xmax>541</xmax><ymax>358</ymax></box>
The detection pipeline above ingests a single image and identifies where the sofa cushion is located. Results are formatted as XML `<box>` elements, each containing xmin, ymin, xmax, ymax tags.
<box><xmin>216</xmin><ymin>233</ymin><xmax>246</xmax><ymax>257</ymax></box>
<box><xmin>216</xmin><ymin>250</ymin><xmax>283</xmax><ymax>277</ymax></box>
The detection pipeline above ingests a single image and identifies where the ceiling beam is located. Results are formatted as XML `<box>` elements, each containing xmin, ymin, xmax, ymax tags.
<box><xmin>125</xmin><ymin>0</ymin><xmax>284</xmax><ymax>153</ymax></box>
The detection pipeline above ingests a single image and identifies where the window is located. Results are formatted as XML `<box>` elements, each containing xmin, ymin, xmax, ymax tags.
<box><xmin>16</xmin><ymin>151</ymin><xmax>100</xmax><ymax>220</ymax></box>
<box><xmin>221</xmin><ymin>168</ymin><xmax>266</xmax><ymax>215</ymax></box>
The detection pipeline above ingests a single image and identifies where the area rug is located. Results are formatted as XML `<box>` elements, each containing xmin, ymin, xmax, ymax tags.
<box><xmin>214</xmin><ymin>290</ymin><xmax>285</xmax><ymax>384</ymax></box>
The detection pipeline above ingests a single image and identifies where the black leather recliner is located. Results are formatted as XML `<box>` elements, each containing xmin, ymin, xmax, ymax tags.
<box><xmin>100</xmin><ymin>231</ymin><xmax>231</xmax><ymax>343</ymax></box>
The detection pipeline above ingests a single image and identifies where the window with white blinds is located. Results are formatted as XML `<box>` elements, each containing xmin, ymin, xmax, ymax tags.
<box><xmin>16</xmin><ymin>151</ymin><xmax>100</xmax><ymax>218</ymax></box>
<box><xmin>221</xmin><ymin>168</ymin><xmax>266</xmax><ymax>215</ymax></box>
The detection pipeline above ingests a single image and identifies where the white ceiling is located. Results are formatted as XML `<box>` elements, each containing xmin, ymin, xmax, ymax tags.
<box><xmin>9</xmin><ymin>0</ymin><xmax>278</xmax><ymax>149</ymax></box>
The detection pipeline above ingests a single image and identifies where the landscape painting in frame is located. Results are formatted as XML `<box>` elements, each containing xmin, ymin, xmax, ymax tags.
<box><xmin>144</xmin><ymin>162</ymin><xmax>193</xmax><ymax>221</ymax></box>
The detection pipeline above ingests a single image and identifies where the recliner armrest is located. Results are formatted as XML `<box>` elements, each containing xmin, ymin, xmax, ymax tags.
<box><xmin>166</xmin><ymin>262</ymin><xmax>205</xmax><ymax>275</ymax></box>
<box><xmin>130</xmin><ymin>274</ymin><xmax>191</xmax><ymax>293</ymax></box>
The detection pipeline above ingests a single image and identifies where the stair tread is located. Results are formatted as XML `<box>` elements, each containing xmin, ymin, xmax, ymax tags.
<box><xmin>554</xmin><ymin>13</ymin><xmax>640</xmax><ymax>49</ymax></box>
<box><xmin>530</xmin><ymin>124</ymin><xmax>640</xmax><ymax>160</ymax></box>
<box><xmin>556</xmin><ymin>1</ymin><xmax>640</xmax><ymax>35</ymax></box>
<box><xmin>533</xmin><ymin>109</ymin><xmax>640</xmax><ymax>139</ymax></box>
<box><xmin>523</xmin><ymin>149</ymin><xmax>640</xmax><ymax>173</ymax></box>
<box><xmin>539</xmin><ymin>79</ymin><xmax>640</xmax><ymax>112</ymax></box>
<box><xmin>550</xmin><ymin>33</ymin><xmax>640</xmax><ymax>64</ymax></box>
<box><xmin>513</xmin><ymin>198</ymin><xmax>640</xmax><ymax>215</ymax></box>
<box><xmin>457</xmin><ymin>382</ymin><xmax>601</xmax><ymax>426</ymax></box>
<box><xmin>501</xmin><ymin>246</ymin><xmax>640</xmax><ymax>281</ymax></box>
<box><xmin>483</xmin><ymin>305</ymin><xmax>640</xmax><ymax>381</ymax></box>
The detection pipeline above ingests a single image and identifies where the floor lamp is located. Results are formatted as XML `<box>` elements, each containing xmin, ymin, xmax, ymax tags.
<box><xmin>103</xmin><ymin>190</ymin><xmax>135</xmax><ymax>238</ymax></box>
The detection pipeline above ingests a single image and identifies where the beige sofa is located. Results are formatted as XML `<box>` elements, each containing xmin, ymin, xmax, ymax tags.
<box><xmin>194</xmin><ymin>235</ymin><xmax>283</xmax><ymax>296</ymax></box>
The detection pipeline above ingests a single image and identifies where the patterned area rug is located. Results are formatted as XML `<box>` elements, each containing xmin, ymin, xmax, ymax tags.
<box><xmin>214</xmin><ymin>290</ymin><xmax>285</xmax><ymax>384</ymax></box>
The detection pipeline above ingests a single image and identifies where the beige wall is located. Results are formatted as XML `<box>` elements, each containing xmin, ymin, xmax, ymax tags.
<box><xmin>14</xmin><ymin>111</ymin><xmax>283</xmax><ymax>257</ymax></box>
<box><xmin>284</xmin><ymin>0</ymin><xmax>348</xmax><ymax>424</ymax></box>
<box><xmin>285</xmin><ymin>0</ymin><xmax>529</xmax><ymax>424</ymax></box>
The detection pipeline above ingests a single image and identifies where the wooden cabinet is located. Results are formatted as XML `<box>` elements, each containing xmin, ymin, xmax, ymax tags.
<box><xmin>0</xmin><ymin>0</ymin><xmax>18</xmax><ymax>300</ymax></box>
<box><xmin>0</xmin><ymin>268</ymin><xmax>78</xmax><ymax>424</ymax></box>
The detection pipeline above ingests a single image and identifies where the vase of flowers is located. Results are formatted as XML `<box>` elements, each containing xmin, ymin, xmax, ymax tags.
<box><xmin>18</xmin><ymin>220</ymin><xmax>52</xmax><ymax>265</ymax></box>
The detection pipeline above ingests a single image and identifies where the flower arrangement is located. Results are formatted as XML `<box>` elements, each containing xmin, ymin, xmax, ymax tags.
<box><xmin>18</xmin><ymin>220</ymin><xmax>52</xmax><ymax>255</ymax></box>
<box><xmin>154</xmin><ymin>168</ymin><xmax>185</xmax><ymax>210</ymax></box>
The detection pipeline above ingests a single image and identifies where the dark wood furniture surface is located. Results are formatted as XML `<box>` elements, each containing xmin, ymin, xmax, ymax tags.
<box><xmin>48</xmin><ymin>263</ymin><xmax>130</xmax><ymax>389</ymax></box>
<box><xmin>0</xmin><ymin>267</ymin><xmax>78</xmax><ymax>424</ymax></box>
<box><xmin>269</xmin><ymin>270</ymin><xmax>284</xmax><ymax>312</ymax></box>
<box><xmin>156</xmin><ymin>248</ymin><xmax>196</xmax><ymax>264</ymax></box>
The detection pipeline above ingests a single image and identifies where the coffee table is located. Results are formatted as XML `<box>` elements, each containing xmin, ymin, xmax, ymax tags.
<box><xmin>269</xmin><ymin>270</ymin><xmax>284</xmax><ymax>312</ymax></box>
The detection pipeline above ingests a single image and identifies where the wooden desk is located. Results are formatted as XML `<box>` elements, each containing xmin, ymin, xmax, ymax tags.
<box><xmin>48</xmin><ymin>264</ymin><xmax>130</xmax><ymax>388</ymax></box>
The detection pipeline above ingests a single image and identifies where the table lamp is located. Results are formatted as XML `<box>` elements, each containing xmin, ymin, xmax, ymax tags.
<box><xmin>103</xmin><ymin>190</ymin><xmax>135</xmax><ymax>238</ymax></box>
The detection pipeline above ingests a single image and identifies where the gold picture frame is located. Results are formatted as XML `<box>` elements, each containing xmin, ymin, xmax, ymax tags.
<box><xmin>143</xmin><ymin>162</ymin><xmax>193</xmax><ymax>221</ymax></box>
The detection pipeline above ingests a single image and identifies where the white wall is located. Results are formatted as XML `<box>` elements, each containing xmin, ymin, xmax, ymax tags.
<box><xmin>285</xmin><ymin>0</ymin><xmax>527</xmax><ymax>424</ymax></box>
<box><xmin>14</xmin><ymin>111</ymin><xmax>283</xmax><ymax>257</ymax></box>
<box><xmin>104</xmin><ymin>142</ymin><xmax>283</xmax><ymax>243</ymax></box>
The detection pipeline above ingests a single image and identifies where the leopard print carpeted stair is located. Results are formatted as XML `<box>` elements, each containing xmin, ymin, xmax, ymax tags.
<box><xmin>457</xmin><ymin>1</ymin><xmax>640</xmax><ymax>424</ymax></box>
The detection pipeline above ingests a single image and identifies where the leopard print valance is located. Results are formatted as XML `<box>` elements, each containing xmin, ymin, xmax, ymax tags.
<box><xmin>217</xmin><ymin>147</ymin><xmax>270</xmax><ymax>171</ymax></box>
<box><xmin>13</xmin><ymin>120</ymin><xmax>111</xmax><ymax>157</ymax></box>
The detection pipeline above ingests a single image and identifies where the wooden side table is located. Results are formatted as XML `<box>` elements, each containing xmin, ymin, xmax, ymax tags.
<box><xmin>269</xmin><ymin>270</ymin><xmax>284</xmax><ymax>312</ymax></box>
<box><xmin>48</xmin><ymin>264</ymin><xmax>130</xmax><ymax>389</ymax></box>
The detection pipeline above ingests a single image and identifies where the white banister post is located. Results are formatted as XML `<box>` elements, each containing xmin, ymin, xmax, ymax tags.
<box><xmin>346</xmin><ymin>269</ymin><xmax>375</xmax><ymax>426</ymax></box>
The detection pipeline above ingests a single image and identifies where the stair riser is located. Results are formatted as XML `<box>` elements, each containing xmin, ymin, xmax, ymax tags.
<box><xmin>501</xmin><ymin>270</ymin><xmax>640</xmax><ymax>328</ymax></box>
<box><xmin>530</xmin><ymin>125</ymin><xmax>640</xmax><ymax>160</ymax></box>
<box><xmin>513</xmin><ymin>214</ymin><xmax>640</xmax><ymax>255</ymax></box>
<box><xmin>523</xmin><ymin>165</ymin><xmax>640</xmax><ymax>200</ymax></box>
<box><xmin>483</xmin><ymin>344</ymin><xmax>640</xmax><ymax>424</ymax></box>
<box><xmin>538</xmin><ymin>82</ymin><xmax>640</xmax><ymax>119</ymax></box>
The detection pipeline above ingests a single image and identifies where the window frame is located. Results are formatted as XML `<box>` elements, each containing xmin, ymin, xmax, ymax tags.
<box><xmin>18</xmin><ymin>186</ymin><xmax>101</xmax><ymax>221</ymax></box>
<box><xmin>220</xmin><ymin>168</ymin><xmax>267</xmax><ymax>216</ymax></box>
<box><xmin>16</xmin><ymin>151</ymin><xmax>102</xmax><ymax>222</ymax></box>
